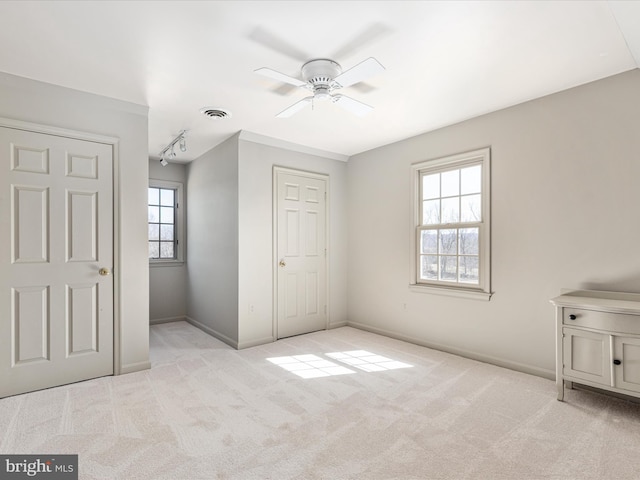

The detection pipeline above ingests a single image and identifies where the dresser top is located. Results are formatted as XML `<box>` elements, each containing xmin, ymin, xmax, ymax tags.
<box><xmin>550</xmin><ymin>289</ymin><xmax>640</xmax><ymax>315</ymax></box>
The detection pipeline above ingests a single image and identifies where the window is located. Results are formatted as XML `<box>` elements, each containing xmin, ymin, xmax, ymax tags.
<box><xmin>148</xmin><ymin>180</ymin><xmax>184</xmax><ymax>264</ymax></box>
<box><xmin>411</xmin><ymin>148</ymin><xmax>491</xmax><ymax>300</ymax></box>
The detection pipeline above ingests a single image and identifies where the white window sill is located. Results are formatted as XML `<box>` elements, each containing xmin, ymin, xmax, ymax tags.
<box><xmin>409</xmin><ymin>284</ymin><xmax>492</xmax><ymax>301</ymax></box>
<box><xmin>150</xmin><ymin>261</ymin><xmax>185</xmax><ymax>268</ymax></box>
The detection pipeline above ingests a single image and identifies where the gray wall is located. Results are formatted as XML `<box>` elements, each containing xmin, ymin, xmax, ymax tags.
<box><xmin>0</xmin><ymin>72</ymin><xmax>150</xmax><ymax>374</ymax></box>
<box><xmin>186</xmin><ymin>134</ymin><xmax>240</xmax><ymax>345</ymax></box>
<box><xmin>149</xmin><ymin>160</ymin><xmax>188</xmax><ymax>323</ymax></box>
<box><xmin>237</xmin><ymin>139</ymin><xmax>349</xmax><ymax>348</ymax></box>
<box><xmin>347</xmin><ymin>69</ymin><xmax>640</xmax><ymax>378</ymax></box>
<box><xmin>183</xmin><ymin>133</ymin><xmax>348</xmax><ymax>349</ymax></box>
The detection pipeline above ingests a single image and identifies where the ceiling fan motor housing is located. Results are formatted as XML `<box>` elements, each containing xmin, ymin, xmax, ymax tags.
<box><xmin>302</xmin><ymin>59</ymin><xmax>342</xmax><ymax>97</ymax></box>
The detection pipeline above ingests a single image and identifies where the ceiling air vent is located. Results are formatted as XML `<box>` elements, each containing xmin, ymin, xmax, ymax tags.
<box><xmin>200</xmin><ymin>107</ymin><xmax>232</xmax><ymax>119</ymax></box>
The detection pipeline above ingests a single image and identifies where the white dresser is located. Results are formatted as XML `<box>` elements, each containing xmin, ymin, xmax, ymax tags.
<box><xmin>551</xmin><ymin>289</ymin><xmax>640</xmax><ymax>401</ymax></box>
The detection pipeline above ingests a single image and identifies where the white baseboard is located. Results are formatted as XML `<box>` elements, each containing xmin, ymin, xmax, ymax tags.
<box><xmin>347</xmin><ymin>321</ymin><xmax>555</xmax><ymax>380</ymax></box>
<box><xmin>237</xmin><ymin>336</ymin><xmax>275</xmax><ymax>349</ymax></box>
<box><xmin>329</xmin><ymin>321</ymin><xmax>348</xmax><ymax>329</ymax></box>
<box><xmin>186</xmin><ymin>316</ymin><xmax>239</xmax><ymax>349</ymax></box>
<box><xmin>150</xmin><ymin>315</ymin><xmax>186</xmax><ymax>325</ymax></box>
<box><xmin>119</xmin><ymin>360</ymin><xmax>151</xmax><ymax>375</ymax></box>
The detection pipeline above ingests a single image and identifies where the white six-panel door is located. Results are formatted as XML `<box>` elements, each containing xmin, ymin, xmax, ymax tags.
<box><xmin>0</xmin><ymin>127</ymin><xmax>113</xmax><ymax>398</ymax></box>
<box><xmin>275</xmin><ymin>169</ymin><xmax>327</xmax><ymax>339</ymax></box>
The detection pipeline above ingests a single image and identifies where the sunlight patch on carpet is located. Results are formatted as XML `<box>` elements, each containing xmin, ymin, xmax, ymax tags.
<box><xmin>326</xmin><ymin>351</ymin><xmax>413</xmax><ymax>372</ymax></box>
<box><xmin>267</xmin><ymin>354</ymin><xmax>356</xmax><ymax>378</ymax></box>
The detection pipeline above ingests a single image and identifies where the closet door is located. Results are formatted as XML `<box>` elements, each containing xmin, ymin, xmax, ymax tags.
<box><xmin>0</xmin><ymin>127</ymin><xmax>114</xmax><ymax>398</ymax></box>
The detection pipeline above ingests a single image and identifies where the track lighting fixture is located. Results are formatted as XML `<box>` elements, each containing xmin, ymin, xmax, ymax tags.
<box><xmin>158</xmin><ymin>130</ymin><xmax>187</xmax><ymax>166</ymax></box>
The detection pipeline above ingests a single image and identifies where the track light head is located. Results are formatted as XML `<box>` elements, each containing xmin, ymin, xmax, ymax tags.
<box><xmin>157</xmin><ymin>130</ymin><xmax>187</xmax><ymax>163</ymax></box>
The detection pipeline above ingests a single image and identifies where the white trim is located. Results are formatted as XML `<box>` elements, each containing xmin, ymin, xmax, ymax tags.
<box><xmin>410</xmin><ymin>147</ymin><xmax>492</xmax><ymax>299</ymax></box>
<box><xmin>237</xmin><ymin>336</ymin><xmax>276</xmax><ymax>350</ymax></box>
<box><xmin>272</xmin><ymin>166</ymin><xmax>330</xmax><ymax>340</ymax></box>
<box><xmin>408</xmin><ymin>284</ymin><xmax>492</xmax><ymax>301</ymax></box>
<box><xmin>240</xmin><ymin>130</ymin><xmax>349</xmax><ymax>162</ymax></box>
<box><xmin>348</xmin><ymin>321</ymin><xmax>554</xmax><ymax>380</ymax></box>
<box><xmin>119</xmin><ymin>360</ymin><xmax>152</xmax><ymax>375</ymax></box>
<box><xmin>148</xmin><ymin>179</ymin><xmax>185</xmax><ymax>264</ymax></box>
<box><xmin>186</xmin><ymin>316</ymin><xmax>238</xmax><ymax>349</ymax></box>
<box><xmin>150</xmin><ymin>316</ymin><xmax>186</xmax><ymax>325</ymax></box>
<box><xmin>0</xmin><ymin>116</ymin><xmax>124</xmax><ymax>376</ymax></box>
<box><xmin>0</xmin><ymin>117</ymin><xmax>119</xmax><ymax>145</ymax></box>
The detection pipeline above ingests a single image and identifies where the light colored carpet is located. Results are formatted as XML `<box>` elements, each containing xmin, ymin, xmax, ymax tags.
<box><xmin>1</xmin><ymin>322</ymin><xmax>640</xmax><ymax>479</ymax></box>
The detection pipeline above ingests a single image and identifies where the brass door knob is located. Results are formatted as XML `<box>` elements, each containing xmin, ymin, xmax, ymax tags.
<box><xmin>279</xmin><ymin>259</ymin><xmax>286</xmax><ymax>267</ymax></box>
<box><xmin>99</xmin><ymin>268</ymin><xmax>111</xmax><ymax>276</ymax></box>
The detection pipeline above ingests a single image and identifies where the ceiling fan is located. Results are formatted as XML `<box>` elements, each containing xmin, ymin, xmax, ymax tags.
<box><xmin>255</xmin><ymin>57</ymin><xmax>385</xmax><ymax>118</ymax></box>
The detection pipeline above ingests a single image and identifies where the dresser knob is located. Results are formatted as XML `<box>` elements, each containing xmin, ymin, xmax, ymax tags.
<box><xmin>569</xmin><ymin>314</ymin><xmax>577</xmax><ymax>320</ymax></box>
<box><xmin>613</xmin><ymin>359</ymin><xmax>622</xmax><ymax>365</ymax></box>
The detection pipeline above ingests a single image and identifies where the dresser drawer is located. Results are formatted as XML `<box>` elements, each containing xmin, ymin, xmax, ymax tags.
<box><xmin>563</xmin><ymin>308</ymin><xmax>640</xmax><ymax>335</ymax></box>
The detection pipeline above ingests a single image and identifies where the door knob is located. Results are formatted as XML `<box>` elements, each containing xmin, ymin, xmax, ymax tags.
<box><xmin>279</xmin><ymin>259</ymin><xmax>286</xmax><ymax>267</ymax></box>
<box><xmin>99</xmin><ymin>268</ymin><xmax>111</xmax><ymax>276</ymax></box>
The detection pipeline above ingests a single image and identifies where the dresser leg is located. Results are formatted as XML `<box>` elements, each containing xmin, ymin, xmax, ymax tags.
<box><xmin>557</xmin><ymin>380</ymin><xmax>564</xmax><ymax>401</ymax></box>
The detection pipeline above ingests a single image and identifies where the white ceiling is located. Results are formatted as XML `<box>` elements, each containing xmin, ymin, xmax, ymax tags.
<box><xmin>1</xmin><ymin>1</ymin><xmax>639</xmax><ymax>162</ymax></box>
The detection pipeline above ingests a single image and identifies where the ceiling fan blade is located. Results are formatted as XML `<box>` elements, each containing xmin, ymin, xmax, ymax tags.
<box><xmin>255</xmin><ymin>67</ymin><xmax>307</xmax><ymax>87</ymax></box>
<box><xmin>276</xmin><ymin>96</ymin><xmax>313</xmax><ymax>118</ymax></box>
<box><xmin>248</xmin><ymin>27</ymin><xmax>309</xmax><ymax>62</ymax></box>
<box><xmin>271</xmin><ymin>83</ymin><xmax>299</xmax><ymax>96</ymax></box>
<box><xmin>334</xmin><ymin>57</ymin><xmax>385</xmax><ymax>89</ymax></box>
<box><xmin>332</xmin><ymin>94</ymin><xmax>374</xmax><ymax>117</ymax></box>
<box><xmin>331</xmin><ymin>23</ymin><xmax>392</xmax><ymax>60</ymax></box>
<box><xmin>350</xmin><ymin>82</ymin><xmax>376</xmax><ymax>94</ymax></box>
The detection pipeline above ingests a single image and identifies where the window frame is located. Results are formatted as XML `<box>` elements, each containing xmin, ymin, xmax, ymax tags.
<box><xmin>148</xmin><ymin>179</ymin><xmax>184</xmax><ymax>266</ymax></box>
<box><xmin>410</xmin><ymin>148</ymin><xmax>492</xmax><ymax>300</ymax></box>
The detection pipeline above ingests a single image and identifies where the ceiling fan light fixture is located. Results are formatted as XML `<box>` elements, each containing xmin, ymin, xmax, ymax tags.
<box><xmin>255</xmin><ymin>56</ymin><xmax>384</xmax><ymax>117</ymax></box>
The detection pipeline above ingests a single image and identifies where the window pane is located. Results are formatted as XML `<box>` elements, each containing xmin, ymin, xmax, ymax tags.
<box><xmin>149</xmin><ymin>242</ymin><xmax>159</xmax><ymax>259</ymax></box>
<box><xmin>148</xmin><ymin>188</ymin><xmax>159</xmax><ymax>205</ymax></box>
<box><xmin>160</xmin><ymin>207</ymin><xmax>174</xmax><ymax>224</ymax></box>
<box><xmin>441</xmin><ymin>169</ymin><xmax>459</xmax><ymax>197</ymax></box>
<box><xmin>160</xmin><ymin>242</ymin><xmax>174</xmax><ymax>259</ymax></box>
<box><xmin>459</xmin><ymin>256</ymin><xmax>479</xmax><ymax>284</ymax></box>
<box><xmin>149</xmin><ymin>224</ymin><xmax>159</xmax><ymax>241</ymax></box>
<box><xmin>420</xmin><ymin>230</ymin><xmax>437</xmax><ymax>254</ymax></box>
<box><xmin>422</xmin><ymin>173</ymin><xmax>440</xmax><ymax>200</ymax></box>
<box><xmin>160</xmin><ymin>224</ymin><xmax>174</xmax><ymax>241</ymax></box>
<box><xmin>148</xmin><ymin>206</ymin><xmax>159</xmax><ymax>223</ymax></box>
<box><xmin>422</xmin><ymin>199</ymin><xmax>440</xmax><ymax>225</ymax></box>
<box><xmin>439</xmin><ymin>229</ymin><xmax>457</xmax><ymax>255</ymax></box>
<box><xmin>461</xmin><ymin>165</ymin><xmax>481</xmax><ymax>195</ymax></box>
<box><xmin>441</xmin><ymin>197</ymin><xmax>459</xmax><ymax>223</ymax></box>
<box><xmin>421</xmin><ymin>255</ymin><xmax>438</xmax><ymax>280</ymax></box>
<box><xmin>160</xmin><ymin>189</ymin><xmax>174</xmax><ymax>207</ymax></box>
<box><xmin>461</xmin><ymin>194</ymin><xmax>481</xmax><ymax>222</ymax></box>
<box><xmin>459</xmin><ymin>228</ymin><xmax>479</xmax><ymax>255</ymax></box>
<box><xmin>439</xmin><ymin>256</ymin><xmax>457</xmax><ymax>281</ymax></box>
